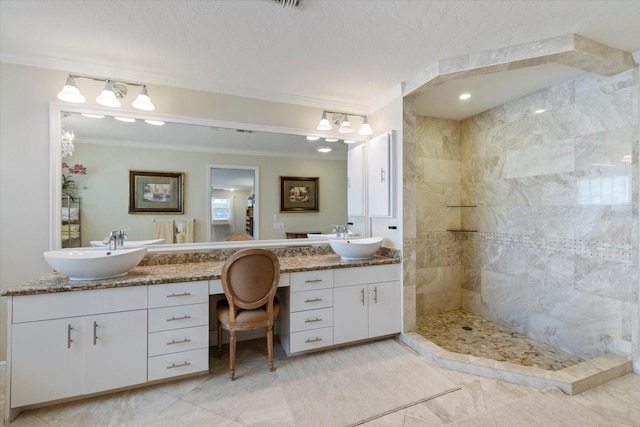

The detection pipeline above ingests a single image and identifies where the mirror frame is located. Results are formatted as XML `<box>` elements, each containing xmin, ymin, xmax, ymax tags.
<box><xmin>50</xmin><ymin>103</ymin><xmax>356</xmax><ymax>250</ymax></box>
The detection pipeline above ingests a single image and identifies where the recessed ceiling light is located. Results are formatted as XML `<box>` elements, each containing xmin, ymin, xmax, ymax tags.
<box><xmin>459</xmin><ymin>93</ymin><xmax>471</xmax><ymax>100</ymax></box>
<box><xmin>81</xmin><ymin>113</ymin><xmax>105</xmax><ymax>119</ymax></box>
<box><xmin>325</xmin><ymin>138</ymin><xmax>339</xmax><ymax>142</ymax></box>
<box><xmin>114</xmin><ymin>117</ymin><xmax>136</xmax><ymax>123</ymax></box>
<box><xmin>306</xmin><ymin>136</ymin><xmax>320</xmax><ymax>141</ymax></box>
<box><xmin>317</xmin><ymin>146</ymin><xmax>332</xmax><ymax>153</ymax></box>
<box><xmin>145</xmin><ymin>120</ymin><xmax>165</xmax><ymax>126</ymax></box>
<box><xmin>535</xmin><ymin>109</ymin><xmax>546</xmax><ymax>114</ymax></box>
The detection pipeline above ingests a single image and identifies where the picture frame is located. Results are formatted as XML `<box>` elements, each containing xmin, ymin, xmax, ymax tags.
<box><xmin>280</xmin><ymin>176</ymin><xmax>319</xmax><ymax>212</ymax></box>
<box><xmin>129</xmin><ymin>170</ymin><xmax>184</xmax><ymax>214</ymax></box>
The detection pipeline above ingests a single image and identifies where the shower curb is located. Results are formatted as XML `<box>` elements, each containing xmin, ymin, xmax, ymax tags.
<box><xmin>399</xmin><ymin>332</ymin><xmax>632</xmax><ymax>395</ymax></box>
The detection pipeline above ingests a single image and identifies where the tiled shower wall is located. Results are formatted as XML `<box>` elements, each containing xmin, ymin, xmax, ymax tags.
<box><xmin>415</xmin><ymin>69</ymin><xmax>639</xmax><ymax>360</ymax></box>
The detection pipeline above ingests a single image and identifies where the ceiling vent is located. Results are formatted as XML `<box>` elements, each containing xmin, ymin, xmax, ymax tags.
<box><xmin>268</xmin><ymin>0</ymin><xmax>302</xmax><ymax>8</ymax></box>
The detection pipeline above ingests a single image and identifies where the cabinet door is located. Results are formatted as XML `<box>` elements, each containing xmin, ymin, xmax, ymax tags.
<box><xmin>11</xmin><ymin>317</ymin><xmax>83</xmax><ymax>407</ymax></box>
<box><xmin>367</xmin><ymin>133</ymin><xmax>392</xmax><ymax>217</ymax></box>
<box><xmin>84</xmin><ymin>310</ymin><xmax>147</xmax><ymax>394</ymax></box>
<box><xmin>347</xmin><ymin>142</ymin><xmax>366</xmax><ymax>216</ymax></box>
<box><xmin>368</xmin><ymin>281</ymin><xmax>401</xmax><ymax>338</ymax></box>
<box><xmin>333</xmin><ymin>285</ymin><xmax>368</xmax><ymax>345</ymax></box>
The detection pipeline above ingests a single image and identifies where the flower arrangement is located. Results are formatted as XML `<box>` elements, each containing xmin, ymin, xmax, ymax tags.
<box><xmin>62</xmin><ymin>162</ymin><xmax>87</xmax><ymax>198</ymax></box>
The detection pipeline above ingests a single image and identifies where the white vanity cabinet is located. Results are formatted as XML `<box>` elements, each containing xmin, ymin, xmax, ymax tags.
<box><xmin>9</xmin><ymin>287</ymin><xmax>147</xmax><ymax>408</ymax></box>
<box><xmin>333</xmin><ymin>264</ymin><xmax>401</xmax><ymax>345</ymax></box>
<box><xmin>147</xmin><ymin>281</ymin><xmax>210</xmax><ymax>381</ymax></box>
<box><xmin>278</xmin><ymin>270</ymin><xmax>335</xmax><ymax>355</ymax></box>
<box><xmin>367</xmin><ymin>132</ymin><xmax>393</xmax><ymax>217</ymax></box>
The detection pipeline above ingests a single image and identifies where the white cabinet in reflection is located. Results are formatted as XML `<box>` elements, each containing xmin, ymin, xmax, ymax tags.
<box><xmin>347</xmin><ymin>142</ymin><xmax>366</xmax><ymax>217</ymax></box>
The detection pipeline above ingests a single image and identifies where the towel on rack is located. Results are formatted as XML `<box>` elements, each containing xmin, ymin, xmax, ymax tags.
<box><xmin>154</xmin><ymin>219</ymin><xmax>175</xmax><ymax>244</ymax></box>
<box><xmin>175</xmin><ymin>219</ymin><xmax>194</xmax><ymax>243</ymax></box>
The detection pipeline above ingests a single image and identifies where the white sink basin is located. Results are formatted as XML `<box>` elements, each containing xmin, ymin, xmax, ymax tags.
<box><xmin>43</xmin><ymin>247</ymin><xmax>147</xmax><ymax>281</ymax></box>
<box><xmin>89</xmin><ymin>238</ymin><xmax>164</xmax><ymax>247</ymax></box>
<box><xmin>328</xmin><ymin>237</ymin><xmax>383</xmax><ymax>260</ymax></box>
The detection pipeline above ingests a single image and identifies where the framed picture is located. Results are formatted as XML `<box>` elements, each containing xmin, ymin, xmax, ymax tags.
<box><xmin>129</xmin><ymin>170</ymin><xmax>184</xmax><ymax>214</ymax></box>
<box><xmin>280</xmin><ymin>176</ymin><xmax>319</xmax><ymax>212</ymax></box>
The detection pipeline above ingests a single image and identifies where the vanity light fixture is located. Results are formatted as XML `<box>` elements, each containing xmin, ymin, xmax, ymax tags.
<box><xmin>57</xmin><ymin>74</ymin><xmax>156</xmax><ymax>111</ymax></box>
<box><xmin>325</xmin><ymin>138</ymin><xmax>339</xmax><ymax>142</ymax></box>
<box><xmin>306</xmin><ymin>136</ymin><xmax>320</xmax><ymax>141</ymax></box>
<box><xmin>145</xmin><ymin>120</ymin><xmax>165</xmax><ymax>126</ymax></box>
<box><xmin>61</xmin><ymin>129</ymin><xmax>75</xmax><ymax>158</ymax></box>
<box><xmin>81</xmin><ymin>113</ymin><xmax>105</xmax><ymax>119</ymax></box>
<box><xmin>316</xmin><ymin>110</ymin><xmax>374</xmax><ymax>136</ymax></box>
<box><xmin>343</xmin><ymin>139</ymin><xmax>356</xmax><ymax>144</ymax></box>
<box><xmin>316</xmin><ymin>146</ymin><xmax>332</xmax><ymax>153</ymax></box>
<box><xmin>459</xmin><ymin>93</ymin><xmax>471</xmax><ymax>100</ymax></box>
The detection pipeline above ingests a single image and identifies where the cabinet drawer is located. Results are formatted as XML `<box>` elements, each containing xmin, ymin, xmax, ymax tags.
<box><xmin>334</xmin><ymin>264</ymin><xmax>401</xmax><ymax>287</ymax></box>
<box><xmin>148</xmin><ymin>303</ymin><xmax>208</xmax><ymax>332</ymax></box>
<box><xmin>290</xmin><ymin>307</ymin><xmax>333</xmax><ymax>333</ymax></box>
<box><xmin>148</xmin><ymin>281</ymin><xmax>209</xmax><ymax>308</ymax></box>
<box><xmin>290</xmin><ymin>270</ymin><xmax>333</xmax><ymax>292</ymax></box>
<box><xmin>290</xmin><ymin>327</ymin><xmax>334</xmax><ymax>353</ymax></box>
<box><xmin>12</xmin><ymin>286</ymin><xmax>147</xmax><ymax>324</ymax></box>
<box><xmin>148</xmin><ymin>348</ymin><xmax>209</xmax><ymax>381</ymax></box>
<box><xmin>148</xmin><ymin>325</ymin><xmax>209</xmax><ymax>357</ymax></box>
<box><xmin>289</xmin><ymin>288</ymin><xmax>333</xmax><ymax>312</ymax></box>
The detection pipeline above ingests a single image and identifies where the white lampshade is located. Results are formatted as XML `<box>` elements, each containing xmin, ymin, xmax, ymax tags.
<box><xmin>317</xmin><ymin>112</ymin><xmax>332</xmax><ymax>131</ymax></box>
<box><xmin>338</xmin><ymin>115</ymin><xmax>353</xmax><ymax>133</ymax></box>
<box><xmin>132</xmin><ymin>85</ymin><xmax>155</xmax><ymax>111</ymax></box>
<box><xmin>95</xmin><ymin>83</ymin><xmax>121</xmax><ymax>107</ymax></box>
<box><xmin>57</xmin><ymin>76</ymin><xmax>86</xmax><ymax>103</ymax></box>
<box><xmin>358</xmin><ymin>117</ymin><xmax>374</xmax><ymax>136</ymax></box>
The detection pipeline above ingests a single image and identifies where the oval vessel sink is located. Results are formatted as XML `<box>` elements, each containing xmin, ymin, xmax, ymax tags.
<box><xmin>89</xmin><ymin>238</ymin><xmax>164</xmax><ymax>247</ymax></box>
<box><xmin>43</xmin><ymin>247</ymin><xmax>147</xmax><ymax>281</ymax></box>
<box><xmin>307</xmin><ymin>233</ymin><xmax>362</xmax><ymax>240</ymax></box>
<box><xmin>329</xmin><ymin>237</ymin><xmax>383</xmax><ymax>260</ymax></box>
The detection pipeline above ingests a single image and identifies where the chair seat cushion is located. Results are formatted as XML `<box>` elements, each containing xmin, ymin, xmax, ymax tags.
<box><xmin>217</xmin><ymin>299</ymin><xmax>280</xmax><ymax>329</ymax></box>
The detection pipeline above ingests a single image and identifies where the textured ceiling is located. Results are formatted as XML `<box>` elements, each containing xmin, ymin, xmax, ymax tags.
<box><xmin>2</xmin><ymin>0</ymin><xmax>639</xmax><ymax>115</ymax></box>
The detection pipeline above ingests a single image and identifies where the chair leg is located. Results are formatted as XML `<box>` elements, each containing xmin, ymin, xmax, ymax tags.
<box><xmin>267</xmin><ymin>325</ymin><xmax>275</xmax><ymax>372</ymax></box>
<box><xmin>217</xmin><ymin>323</ymin><xmax>222</xmax><ymax>355</ymax></box>
<box><xmin>229</xmin><ymin>330</ymin><xmax>236</xmax><ymax>380</ymax></box>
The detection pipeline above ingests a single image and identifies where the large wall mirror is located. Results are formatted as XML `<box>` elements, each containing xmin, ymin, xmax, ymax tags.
<box><xmin>51</xmin><ymin>105</ymin><xmax>356</xmax><ymax>248</ymax></box>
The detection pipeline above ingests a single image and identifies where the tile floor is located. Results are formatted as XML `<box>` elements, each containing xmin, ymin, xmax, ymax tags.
<box><xmin>1</xmin><ymin>338</ymin><xmax>638</xmax><ymax>426</ymax></box>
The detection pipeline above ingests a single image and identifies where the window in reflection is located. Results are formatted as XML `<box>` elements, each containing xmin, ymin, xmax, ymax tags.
<box><xmin>577</xmin><ymin>175</ymin><xmax>630</xmax><ymax>205</ymax></box>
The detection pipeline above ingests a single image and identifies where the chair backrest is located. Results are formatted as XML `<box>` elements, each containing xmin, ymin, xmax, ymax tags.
<box><xmin>221</xmin><ymin>248</ymin><xmax>280</xmax><ymax>311</ymax></box>
<box><xmin>224</xmin><ymin>233</ymin><xmax>254</xmax><ymax>241</ymax></box>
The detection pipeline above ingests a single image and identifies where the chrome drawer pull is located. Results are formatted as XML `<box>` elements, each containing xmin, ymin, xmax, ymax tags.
<box><xmin>305</xmin><ymin>337</ymin><xmax>323</xmax><ymax>343</ymax></box>
<box><xmin>373</xmin><ymin>286</ymin><xmax>378</xmax><ymax>304</ymax></box>
<box><xmin>67</xmin><ymin>324</ymin><xmax>74</xmax><ymax>349</ymax></box>
<box><xmin>304</xmin><ymin>298</ymin><xmax>323</xmax><ymax>303</ymax></box>
<box><xmin>166</xmin><ymin>292</ymin><xmax>192</xmax><ymax>298</ymax></box>
<box><xmin>167</xmin><ymin>315</ymin><xmax>192</xmax><ymax>322</ymax></box>
<box><xmin>304</xmin><ymin>279</ymin><xmax>323</xmax><ymax>283</ymax></box>
<box><xmin>360</xmin><ymin>288</ymin><xmax>365</xmax><ymax>306</ymax></box>
<box><xmin>93</xmin><ymin>321</ymin><xmax>99</xmax><ymax>345</ymax></box>
<box><xmin>167</xmin><ymin>361</ymin><xmax>191</xmax><ymax>369</ymax></box>
<box><xmin>167</xmin><ymin>338</ymin><xmax>192</xmax><ymax>345</ymax></box>
<box><xmin>305</xmin><ymin>317</ymin><xmax>322</xmax><ymax>323</ymax></box>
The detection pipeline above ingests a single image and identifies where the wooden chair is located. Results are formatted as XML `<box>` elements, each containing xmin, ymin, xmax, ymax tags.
<box><xmin>217</xmin><ymin>248</ymin><xmax>280</xmax><ymax>380</ymax></box>
<box><xmin>224</xmin><ymin>233</ymin><xmax>254</xmax><ymax>241</ymax></box>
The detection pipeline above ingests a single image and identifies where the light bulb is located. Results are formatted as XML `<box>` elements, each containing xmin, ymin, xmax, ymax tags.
<box><xmin>95</xmin><ymin>82</ymin><xmax>121</xmax><ymax>107</ymax></box>
<box><xmin>57</xmin><ymin>76</ymin><xmax>86</xmax><ymax>103</ymax></box>
<box><xmin>132</xmin><ymin>85</ymin><xmax>155</xmax><ymax>111</ymax></box>
<box><xmin>338</xmin><ymin>115</ymin><xmax>353</xmax><ymax>133</ymax></box>
<box><xmin>317</xmin><ymin>111</ymin><xmax>332</xmax><ymax>131</ymax></box>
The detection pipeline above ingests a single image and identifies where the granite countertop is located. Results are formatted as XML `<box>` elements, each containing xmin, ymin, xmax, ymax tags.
<box><xmin>2</xmin><ymin>250</ymin><xmax>401</xmax><ymax>297</ymax></box>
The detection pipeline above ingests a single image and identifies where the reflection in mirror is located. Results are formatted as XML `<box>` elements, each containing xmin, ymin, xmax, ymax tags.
<box><xmin>53</xmin><ymin>107</ymin><xmax>354</xmax><ymax>248</ymax></box>
<box><xmin>210</xmin><ymin>166</ymin><xmax>258</xmax><ymax>242</ymax></box>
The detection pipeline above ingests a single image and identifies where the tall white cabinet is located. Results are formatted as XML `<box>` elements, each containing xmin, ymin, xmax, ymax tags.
<box><xmin>367</xmin><ymin>132</ymin><xmax>393</xmax><ymax>218</ymax></box>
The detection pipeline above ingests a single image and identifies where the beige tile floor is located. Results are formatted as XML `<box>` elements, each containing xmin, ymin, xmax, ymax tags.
<box><xmin>1</xmin><ymin>338</ymin><xmax>638</xmax><ymax>426</ymax></box>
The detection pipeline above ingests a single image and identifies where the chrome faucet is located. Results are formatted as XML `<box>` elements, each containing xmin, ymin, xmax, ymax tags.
<box><xmin>333</xmin><ymin>224</ymin><xmax>349</xmax><ymax>239</ymax></box>
<box><xmin>103</xmin><ymin>229</ymin><xmax>127</xmax><ymax>248</ymax></box>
